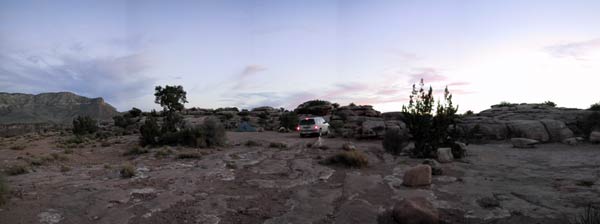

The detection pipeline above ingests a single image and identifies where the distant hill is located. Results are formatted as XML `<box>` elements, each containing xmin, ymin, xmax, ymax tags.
<box><xmin>0</xmin><ymin>92</ymin><xmax>119</xmax><ymax>124</ymax></box>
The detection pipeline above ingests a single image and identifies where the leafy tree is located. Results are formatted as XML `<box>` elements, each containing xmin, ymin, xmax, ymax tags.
<box><xmin>72</xmin><ymin>116</ymin><xmax>98</xmax><ymax>136</ymax></box>
<box><xmin>154</xmin><ymin>85</ymin><xmax>188</xmax><ymax>112</ymax></box>
<box><xmin>401</xmin><ymin>79</ymin><xmax>458</xmax><ymax>158</ymax></box>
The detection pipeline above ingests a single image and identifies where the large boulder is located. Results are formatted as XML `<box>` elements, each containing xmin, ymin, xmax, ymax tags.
<box><xmin>436</xmin><ymin>148</ymin><xmax>454</xmax><ymax>163</ymax></box>
<box><xmin>403</xmin><ymin>165</ymin><xmax>432</xmax><ymax>187</ymax></box>
<box><xmin>540</xmin><ymin>119</ymin><xmax>574</xmax><ymax>142</ymax></box>
<box><xmin>590</xmin><ymin>131</ymin><xmax>600</xmax><ymax>144</ymax></box>
<box><xmin>392</xmin><ymin>197</ymin><xmax>439</xmax><ymax>224</ymax></box>
<box><xmin>511</xmin><ymin>138</ymin><xmax>539</xmax><ymax>148</ymax></box>
<box><xmin>360</xmin><ymin>120</ymin><xmax>386</xmax><ymax>138</ymax></box>
<box><xmin>506</xmin><ymin>120</ymin><xmax>550</xmax><ymax>142</ymax></box>
<box><xmin>295</xmin><ymin>100</ymin><xmax>334</xmax><ymax>116</ymax></box>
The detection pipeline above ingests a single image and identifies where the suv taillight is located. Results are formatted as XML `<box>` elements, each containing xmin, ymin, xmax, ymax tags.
<box><xmin>314</xmin><ymin>125</ymin><xmax>319</xmax><ymax>130</ymax></box>
<box><xmin>296</xmin><ymin>126</ymin><xmax>300</xmax><ymax>131</ymax></box>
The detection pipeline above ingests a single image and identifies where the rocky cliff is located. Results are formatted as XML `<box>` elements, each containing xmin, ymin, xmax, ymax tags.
<box><xmin>0</xmin><ymin>92</ymin><xmax>119</xmax><ymax>124</ymax></box>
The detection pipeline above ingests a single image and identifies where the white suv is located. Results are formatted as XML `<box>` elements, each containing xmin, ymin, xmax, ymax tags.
<box><xmin>296</xmin><ymin>117</ymin><xmax>330</xmax><ymax>137</ymax></box>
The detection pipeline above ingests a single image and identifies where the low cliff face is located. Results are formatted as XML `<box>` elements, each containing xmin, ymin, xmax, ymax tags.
<box><xmin>0</xmin><ymin>92</ymin><xmax>119</xmax><ymax>124</ymax></box>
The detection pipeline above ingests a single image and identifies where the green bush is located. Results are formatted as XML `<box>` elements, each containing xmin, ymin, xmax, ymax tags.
<box><xmin>161</xmin><ymin>112</ymin><xmax>185</xmax><ymax>133</ymax></box>
<box><xmin>177</xmin><ymin>152</ymin><xmax>202</xmax><ymax>159</ymax></box>
<box><xmin>322</xmin><ymin>150</ymin><xmax>369</xmax><ymax>168</ymax></box>
<box><xmin>542</xmin><ymin>101</ymin><xmax>557</xmax><ymax>107</ymax></box>
<box><xmin>5</xmin><ymin>164</ymin><xmax>28</xmax><ymax>176</ymax></box>
<box><xmin>140</xmin><ymin>116</ymin><xmax>161</xmax><ymax>146</ymax></box>
<box><xmin>494</xmin><ymin>101</ymin><xmax>515</xmax><ymax>107</ymax></box>
<box><xmin>72</xmin><ymin>116</ymin><xmax>98</xmax><ymax>136</ymax></box>
<box><xmin>279</xmin><ymin>111</ymin><xmax>299</xmax><ymax>130</ymax></box>
<box><xmin>201</xmin><ymin>117</ymin><xmax>226</xmax><ymax>147</ymax></box>
<box><xmin>382</xmin><ymin>128</ymin><xmax>409</xmax><ymax>155</ymax></box>
<box><xmin>590</xmin><ymin>102</ymin><xmax>600</xmax><ymax>111</ymax></box>
<box><xmin>128</xmin><ymin>107</ymin><xmax>142</xmax><ymax>117</ymax></box>
<box><xmin>0</xmin><ymin>174</ymin><xmax>8</xmax><ymax>206</ymax></box>
<box><xmin>402</xmin><ymin>79</ymin><xmax>458</xmax><ymax>158</ymax></box>
<box><xmin>120</xmin><ymin>164</ymin><xmax>136</xmax><ymax>178</ymax></box>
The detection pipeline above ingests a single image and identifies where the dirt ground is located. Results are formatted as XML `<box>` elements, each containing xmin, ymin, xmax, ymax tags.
<box><xmin>0</xmin><ymin>131</ymin><xmax>599</xmax><ymax>224</ymax></box>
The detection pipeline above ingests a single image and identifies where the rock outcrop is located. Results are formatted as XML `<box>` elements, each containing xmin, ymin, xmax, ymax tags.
<box><xmin>392</xmin><ymin>197</ymin><xmax>439</xmax><ymax>224</ymax></box>
<box><xmin>0</xmin><ymin>92</ymin><xmax>119</xmax><ymax>124</ymax></box>
<box><xmin>457</xmin><ymin>104</ymin><xmax>591</xmax><ymax>142</ymax></box>
<box><xmin>329</xmin><ymin>105</ymin><xmax>407</xmax><ymax>139</ymax></box>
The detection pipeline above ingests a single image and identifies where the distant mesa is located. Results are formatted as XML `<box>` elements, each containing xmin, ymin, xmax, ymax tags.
<box><xmin>0</xmin><ymin>92</ymin><xmax>119</xmax><ymax>125</ymax></box>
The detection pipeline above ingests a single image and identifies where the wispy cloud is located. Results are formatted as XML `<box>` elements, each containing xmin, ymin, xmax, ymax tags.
<box><xmin>545</xmin><ymin>38</ymin><xmax>600</xmax><ymax>60</ymax></box>
<box><xmin>232</xmin><ymin>64</ymin><xmax>268</xmax><ymax>89</ymax></box>
<box><xmin>408</xmin><ymin>67</ymin><xmax>447</xmax><ymax>84</ymax></box>
<box><xmin>0</xmin><ymin>48</ymin><xmax>156</xmax><ymax>110</ymax></box>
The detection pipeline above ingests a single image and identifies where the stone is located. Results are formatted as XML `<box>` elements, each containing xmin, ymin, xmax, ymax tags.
<box><xmin>403</xmin><ymin>165</ymin><xmax>432</xmax><ymax>187</ymax></box>
<box><xmin>361</xmin><ymin>120</ymin><xmax>386</xmax><ymax>138</ymax></box>
<box><xmin>342</xmin><ymin>142</ymin><xmax>357</xmax><ymax>151</ymax></box>
<box><xmin>506</xmin><ymin>120</ymin><xmax>550</xmax><ymax>142</ymax></box>
<box><xmin>451</xmin><ymin>141</ymin><xmax>468</xmax><ymax>158</ymax></box>
<box><xmin>278</xmin><ymin>127</ymin><xmax>288</xmax><ymax>133</ymax></box>
<box><xmin>562</xmin><ymin>137</ymin><xmax>579</xmax><ymax>146</ymax></box>
<box><xmin>422</xmin><ymin>159</ymin><xmax>443</xmax><ymax>175</ymax></box>
<box><xmin>540</xmin><ymin>119</ymin><xmax>574</xmax><ymax>142</ymax></box>
<box><xmin>511</xmin><ymin>138</ymin><xmax>539</xmax><ymax>148</ymax></box>
<box><xmin>477</xmin><ymin>196</ymin><xmax>500</xmax><ymax>209</ymax></box>
<box><xmin>392</xmin><ymin>197</ymin><xmax>439</xmax><ymax>224</ymax></box>
<box><xmin>436</xmin><ymin>148</ymin><xmax>454</xmax><ymax>163</ymax></box>
<box><xmin>591</xmin><ymin>131</ymin><xmax>600</xmax><ymax>144</ymax></box>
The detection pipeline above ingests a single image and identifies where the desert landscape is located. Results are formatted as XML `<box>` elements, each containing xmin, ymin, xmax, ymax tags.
<box><xmin>0</xmin><ymin>90</ymin><xmax>599</xmax><ymax>224</ymax></box>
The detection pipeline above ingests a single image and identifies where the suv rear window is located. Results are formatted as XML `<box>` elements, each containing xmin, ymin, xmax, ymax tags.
<box><xmin>299</xmin><ymin>119</ymin><xmax>315</xmax><ymax>125</ymax></box>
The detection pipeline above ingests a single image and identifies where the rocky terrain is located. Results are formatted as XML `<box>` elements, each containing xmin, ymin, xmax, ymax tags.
<box><xmin>0</xmin><ymin>131</ymin><xmax>599</xmax><ymax>224</ymax></box>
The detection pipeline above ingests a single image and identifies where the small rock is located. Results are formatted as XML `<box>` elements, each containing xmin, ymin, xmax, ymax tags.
<box><xmin>392</xmin><ymin>197</ymin><xmax>439</xmax><ymax>224</ymax></box>
<box><xmin>342</xmin><ymin>142</ymin><xmax>356</xmax><ymax>151</ymax></box>
<box><xmin>278</xmin><ymin>127</ymin><xmax>288</xmax><ymax>133</ymax></box>
<box><xmin>562</xmin><ymin>137</ymin><xmax>579</xmax><ymax>146</ymax></box>
<box><xmin>403</xmin><ymin>165</ymin><xmax>432</xmax><ymax>187</ymax></box>
<box><xmin>477</xmin><ymin>196</ymin><xmax>500</xmax><ymax>209</ymax></box>
<box><xmin>422</xmin><ymin>159</ymin><xmax>442</xmax><ymax>175</ymax></box>
<box><xmin>590</xmin><ymin>131</ymin><xmax>600</xmax><ymax>144</ymax></box>
<box><xmin>38</xmin><ymin>209</ymin><xmax>63</xmax><ymax>224</ymax></box>
<box><xmin>511</xmin><ymin>138</ymin><xmax>539</xmax><ymax>148</ymax></box>
<box><xmin>436</xmin><ymin>148</ymin><xmax>454</xmax><ymax>163</ymax></box>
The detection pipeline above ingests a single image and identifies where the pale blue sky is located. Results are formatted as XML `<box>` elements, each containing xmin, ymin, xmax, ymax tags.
<box><xmin>1</xmin><ymin>0</ymin><xmax>599</xmax><ymax>112</ymax></box>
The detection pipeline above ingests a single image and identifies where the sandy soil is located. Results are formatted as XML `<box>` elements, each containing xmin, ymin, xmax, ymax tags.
<box><xmin>0</xmin><ymin>131</ymin><xmax>599</xmax><ymax>224</ymax></box>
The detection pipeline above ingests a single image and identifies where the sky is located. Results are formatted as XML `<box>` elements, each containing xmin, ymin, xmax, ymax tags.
<box><xmin>1</xmin><ymin>0</ymin><xmax>599</xmax><ymax>112</ymax></box>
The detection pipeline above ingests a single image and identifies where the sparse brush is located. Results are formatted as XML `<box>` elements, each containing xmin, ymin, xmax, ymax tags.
<box><xmin>0</xmin><ymin>174</ymin><xmax>8</xmax><ymax>206</ymax></box>
<box><xmin>60</xmin><ymin>165</ymin><xmax>71</xmax><ymax>172</ymax></box>
<box><xmin>269</xmin><ymin>142</ymin><xmax>287</xmax><ymax>149</ymax></box>
<box><xmin>570</xmin><ymin>205</ymin><xmax>600</xmax><ymax>224</ymax></box>
<box><xmin>322</xmin><ymin>150</ymin><xmax>369</xmax><ymax>168</ymax></box>
<box><xmin>177</xmin><ymin>152</ymin><xmax>202</xmax><ymax>159</ymax></box>
<box><xmin>63</xmin><ymin>148</ymin><xmax>74</xmax><ymax>154</ymax></box>
<box><xmin>120</xmin><ymin>164</ymin><xmax>136</xmax><ymax>178</ymax></box>
<box><xmin>123</xmin><ymin>146</ymin><xmax>149</xmax><ymax>156</ymax></box>
<box><xmin>154</xmin><ymin>149</ymin><xmax>173</xmax><ymax>158</ymax></box>
<box><xmin>100</xmin><ymin>141</ymin><xmax>111</xmax><ymax>147</ymax></box>
<box><xmin>245</xmin><ymin>140</ymin><xmax>262</xmax><ymax>147</ymax></box>
<box><xmin>5</xmin><ymin>164</ymin><xmax>28</xmax><ymax>176</ymax></box>
<box><xmin>50</xmin><ymin>153</ymin><xmax>69</xmax><ymax>161</ymax></box>
<box><xmin>10</xmin><ymin>145</ymin><xmax>25</xmax><ymax>151</ymax></box>
<box><xmin>318</xmin><ymin>145</ymin><xmax>329</xmax><ymax>150</ymax></box>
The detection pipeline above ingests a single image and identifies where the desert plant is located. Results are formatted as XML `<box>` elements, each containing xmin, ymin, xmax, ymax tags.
<box><xmin>72</xmin><ymin>116</ymin><xmax>98</xmax><ymax>136</ymax></box>
<box><xmin>128</xmin><ymin>107</ymin><xmax>142</xmax><ymax>117</ymax></box>
<box><xmin>120</xmin><ymin>164</ymin><xmax>136</xmax><ymax>178</ymax></box>
<box><xmin>123</xmin><ymin>146</ymin><xmax>149</xmax><ymax>156</ymax></box>
<box><xmin>382</xmin><ymin>128</ymin><xmax>409</xmax><ymax>155</ymax></box>
<box><xmin>579</xmin><ymin>112</ymin><xmax>600</xmax><ymax>137</ymax></box>
<box><xmin>5</xmin><ymin>164</ymin><xmax>28</xmax><ymax>176</ymax></box>
<box><xmin>154</xmin><ymin>85</ymin><xmax>188</xmax><ymax>112</ymax></box>
<box><xmin>590</xmin><ymin>103</ymin><xmax>600</xmax><ymax>111</ymax></box>
<box><xmin>161</xmin><ymin>111</ymin><xmax>185</xmax><ymax>133</ymax></box>
<box><xmin>279</xmin><ymin>111</ymin><xmax>299</xmax><ymax>130</ymax></box>
<box><xmin>9</xmin><ymin>145</ymin><xmax>25</xmax><ymax>150</ymax></box>
<box><xmin>245</xmin><ymin>140</ymin><xmax>262</xmax><ymax>147</ymax></box>
<box><xmin>177</xmin><ymin>152</ymin><xmax>202</xmax><ymax>159</ymax></box>
<box><xmin>201</xmin><ymin>117</ymin><xmax>226</xmax><ymax>147</ymax></box>
<box><xmin>401</xmin><ymin>79</ymin><xmax>458</xmax><ymax>158</ymax></box>
<box><xmin>569</xmin><ymin>205</ymin><xmax>600</xmax><ymax>224</ymax></box>
<box><xmin>543</xmin><ymin>101</ymin><xmax>557</xmax><ymax>107</ymax></box>
<box><xmin>464</xmin><ymin>110</ymin><xmax>474</xmax><ymax>116</ymax></box>
<box><xmin>494</xmin><ymin>101</ymin><xmax>514</xmax><ymax>107</ymax></box>
<box><xmin>113</xmin><ymin>115</ymin><xmax>136</xmax><ymax>129</ymax></box>
<box><xmin>140</xmin><ymin>116</ymin><xmax>161</xmax><ymax>146</ymax></box>
<box><xmin>154</xmin><ymin>149</ymin><xmax>173</xmax><ymax>158</ymax></box>
<box><xmin>322</xmin><ymin>150</ymin><xmax>369</xmax><ymax>168</ymax></box>
<box><xmin>0</xmin><ymin>174</ymin><xmax>8</xmax><ymax>206</ymax></box>
<box><xmin>269</xmin><ymin>142</ymin><xmax>287</xmax><ymax>149</ymax></box>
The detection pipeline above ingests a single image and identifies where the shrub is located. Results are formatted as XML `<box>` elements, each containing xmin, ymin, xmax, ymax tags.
<box><xmin>245</xmin><ymin>140</ymin><xmax>262</xmax><ymax>147</ymax></box>
<box><xmin>63</xmin><ymin>148</ymin><xmax>74</xmax><ymax>154</ymax></box>
<box><xmin>402</xmin><ymin>79</ymin><xmax>458</xmax><ymax>158</ymax></box>
<box><xmin>154</xmin><ymin>149</ymin><xmax>173</xmax><ymax>158</ymax></box>
<box><xmin>0</xmin><ymin>174</ymin><xmax>8</xmax><ymax>206</ymax></box>
<box><xmin>590</xmin><ymin>103</ymin><xmax>600</xmax><ymax>111</ymax></box>
<box><xmin>177</xmin><ymin>152</ymin><xmax>202</xmax><ymax>159</ymax></box>
<box><xmin>10</xmin><ymin>145</ymin><xmax>25</xmax><ymax>151</ymax></box>
<box><xmin>569</xmin><ymin>205</ymin><xmax>600</xmax><ymax>224</ymax></box>
<box><xmin>140</xmin><ymin>116</ymin><xmax>161</xmax><ymax>146</ymax></box>
<box><xmin>322</xmin><ymin>150</ymin><xmax>369</xmax><ymax>168</ymax></box>
<box><xmin>113</xmin><ymin>115</ymin><xmax>136</xmax><ymax>129</ymax></box>
<box><xmin>123</xmin><ymin>146</ymin><xmax>149</xmax><ymax>156</ymax></box>
<box><xmin>161</xmin><ymin>112</ymin><xmax>185</xmax><ymax>133</ymax></box>
<box><xmin>579</xmin><ymin>112</ymin><xmax>600</xmax><ymax>137</ymax></box>
<box><xmin>382</xmin><ymin>128</ymin><xmax>409</xmax><ymax>155</ymax></box>
<box><xmin>201</xmin><ymin>117</ymin><xmax>226</xmax><ymax>147</ymax></box>
<box><xmin>542</xmin><ymin>101</ymin><xmax>557</xmax><ymax>107</ymax></box>
<box><xmin>494</xmin><ymin>101</ymin><xmax>515</xmax><ymax>107</ymax></box>
<box><xmin>60</xmin><ymin>165</ymin><xmax>71</xmax><ymax>172</ymax></box>
<box><xmin>5</xmin><ymin>164</ymin><xmax>28</xmax><ymax>176</ymax></box>
<box><xmin>279</xmin><ymin>112</ymin><xmax>299</xmax><ymax>130</ymax></box>
<box><xmin>72</xmin><ymin>116</ymin><xmax>98</xmax><ymax>136</ymax></box>
<box><xmin>120</xmin><ymin>164</ymin><xmax>136</xmax><ymax>178</ymax></box>
<box><xmin>464</xmin><ymin>110</ymin><xmax>474</xmax><ymax>116</ymax></box>
<box><xmin>128</xmin><ymin>107</ymin><xmax>142</xmax><ymax>117</ymax></box>
<box><xmin>269</xmin><ymin>142</ymin><xmax>287</xmax><ymax>149</ymax></box>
